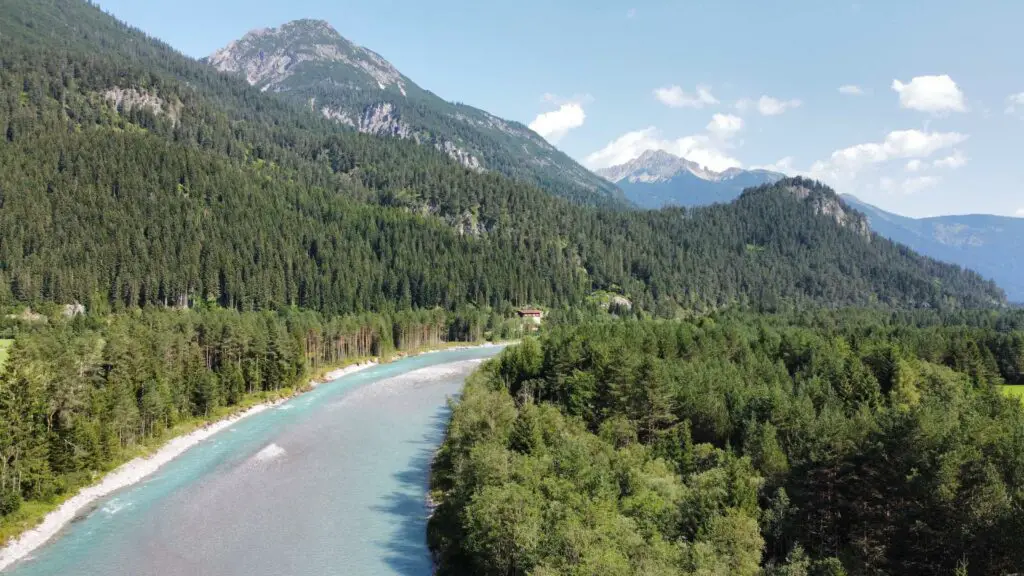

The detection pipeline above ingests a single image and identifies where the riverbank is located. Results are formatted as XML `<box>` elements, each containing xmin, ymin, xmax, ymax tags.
<box><xmin>0</xmin><ymin>359</ymin><xmax>377</xmax><ymax>573</ymax></box>
<box><xmin>0</xmin><ymin>340</ymin><xmax>508</xmax><ymax>572</ymax></box>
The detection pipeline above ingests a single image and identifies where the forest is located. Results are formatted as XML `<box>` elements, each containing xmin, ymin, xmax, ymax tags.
<box><xmin>429</xmin><ymin>310</ymin><xmax>1024</xmax><ymax>575</ymax></box>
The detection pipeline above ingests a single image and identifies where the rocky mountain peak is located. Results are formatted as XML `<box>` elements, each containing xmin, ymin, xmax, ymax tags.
<box><xmin>596</xmin><ymin>150</ymin><xmax>745</xmax><ymax>184</ymax></box>
<box><xmin>207</xmin><ymin>19</ymin><xmax>407</xmax><ymax>95</ymax></box>
<box><xmin>283</xmin><ymin>19</ymin><xmax>337</xmax><ymax>33</ymax></box>
<box><xmin>596</xmin><ymin>150</ymin><xmax>695</xmax><ymax>184</ymax></box>
<box><xmin>636</xmin><ymin>148</ymin><xmax>683</xmax><ymax>165</ymax></box>
<box><xmin>206</xmin><ymin>19</ymin><xmax>624</xmax><ymax>205</ymax></box>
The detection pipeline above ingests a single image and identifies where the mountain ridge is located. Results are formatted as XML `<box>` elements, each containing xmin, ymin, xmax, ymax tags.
<box><xmin>595</xmin><ymin>150</ymin><xmax>786</xmax><ymax>209</ymax></box>
<box><xmin>598</xmin><ymin>146</ymin><xmax>1021</xmax><ymax>301</ymax></box>
<box><xmin>206</xmin><ymin>19</ymin><xmax>626</xmax><ymax>206</ymax></box>
<box><xmin>841</xmin><ymin>195</ymin><xmax>1024</xmax><ymax>302</ymax></box>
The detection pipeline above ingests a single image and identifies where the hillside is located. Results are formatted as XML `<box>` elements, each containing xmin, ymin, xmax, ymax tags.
<box><xmin>206</xmin><ymin>19</ymin><xmax>626</xmax><ymax>207</ymax></box>
<box><xmin>599</xmin><ymin>148</ymin><xmax>1021</xmax><ymax>303</ymax></box>
<box><xmin>596</xmin><ymin>149</ymin><xmax>785</xmax><ymax>208</ymax></box>
<box><xmin>842</xmin><ymin>195</ymin><xmax>1024</xmax><ymax>302</ymax></box>
<box><xmin>0</xmin><ymin>0</ymin><xmax>1007</xmax><ymax>317</ymax></box>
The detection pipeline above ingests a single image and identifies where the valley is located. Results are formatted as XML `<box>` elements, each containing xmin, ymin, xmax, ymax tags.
<box><xmin>0</xmin><ymin>1</ymin><xmax>1022</xmax><ymax>575</ymax></box>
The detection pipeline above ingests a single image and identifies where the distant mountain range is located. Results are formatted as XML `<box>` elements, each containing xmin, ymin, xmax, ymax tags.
<box><xmin>840</xmin><ymin>196</ymin><xmax>1024</xmax><ymax>303</ymax></box>
<box><xmin>595</xmin><ymin>150</ymin><xmax>785</xmax><ymax>208</ymax></box>
<box><xmin>207</xmin><ymin>20</ymin><xmax>625</xmax><ymax>206</ymax></box>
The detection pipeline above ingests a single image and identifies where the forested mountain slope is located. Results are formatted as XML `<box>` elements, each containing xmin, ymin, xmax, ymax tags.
<box><xmin>0</xmin><ymin>0</ymin><xmax>1007</xmax><ymax>316</ymax></box>
<box><xmin>843</xmin><ymin>195</ymin><xmax>1024</xmax><ymax>303</ymax></box>
<box><xmin>206</xmin><ymin>19</ymin><xmax>626</xmax><ymax>207</ymax></box>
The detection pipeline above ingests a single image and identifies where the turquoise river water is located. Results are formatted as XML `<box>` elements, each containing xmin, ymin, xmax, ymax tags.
<box><xmin>3</xmin><ymin>346</ymin><xmax>505</xmax><ymax>576</ymax></box>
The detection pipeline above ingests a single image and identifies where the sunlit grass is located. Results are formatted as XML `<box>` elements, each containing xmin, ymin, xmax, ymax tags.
<box><xmin>0</xmin><ymin>339</ymin><xmax>13</xmax><ymax>371</ymax></box>
<box><xmin>999</xmin><ymin>386</ymin><xmax>1024</xmax><ymax>401</ymax></box>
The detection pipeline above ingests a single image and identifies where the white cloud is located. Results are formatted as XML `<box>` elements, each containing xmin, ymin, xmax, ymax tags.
<box><xmin>1006</xmin><ymin>92</ymin><xmax>1024</xmax><ymax>116</ymax></box>
<box><xmin>904</xmin><ymin>176</ymin><xmax>939</xmax><ymax>194</ymax></box>
<box><xmin>839</xmin><ymin>85</ymin><xmax>864</xmax><ymax>96</ymax></box>
<box><xmin>934</xmin><ymin>150</ymin><xmax>968</xmax><ymax>169</ymax></box>
<box><xmin>529</xmin><ymin>102</ymin><xmax>586</xmax><ymax>143</ymax></box>
<box><xmin>891</xmin><ymin>75</ymin><xmax>966</xmax><ymax>114</ymax></box>
<box><xmin>654</xmin><ymin>85</ymin><xmax>718</xmax><ymax>109</ymax></box>
<box><xmin>584</xmin><ymin>127</ymin><xmax>741</xmax><ymax>172</ymax></box>
<box><xmin>905</xmin><ymin>159</ymin><xmax>923</xmax><ymax>172</ymax></box>
<box><xmin>706</xmin><ymin>113</ymin><xmax>743</xmax><ymax>139</ymax></box>
<box><xmin>752</xmin><ymin>157</ymin><xmax>795</xmax><ymax>174</ymax></box>
<box><xmin>880</xmin><ymin>175</ymin><xmax>940</xmax><ymax>195</ymax></box>
<box><xmin>737</xmin><ymin>95</ymin><xmax>802</xmax><ymax>116</ymax></box>
<box><xmin>627</xmin><ymin>8</ymin><xmax>637</xmax><ymax>18</ymax></box>
<box><xmin>808</xmin><ymin>129</ymin><xmax>967</xmax><ymax>183</ymax></box>
<box><xmin>1016</xmin><ymin>208</ymin><xmax>1024</xmax><ymax>217</ymax></box>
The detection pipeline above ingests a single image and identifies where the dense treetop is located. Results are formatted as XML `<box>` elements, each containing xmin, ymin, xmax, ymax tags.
<box><xmin>430</xmin><ymin>309</ymin><xmax>1024</xmax><ymax>575</ymax></box>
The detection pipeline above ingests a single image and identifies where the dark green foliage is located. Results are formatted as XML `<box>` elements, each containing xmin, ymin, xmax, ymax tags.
<box><xmin>0</xmin><ymin>486</ymin><xmax>20</xmax><ymax>517</ymax></box>
<box><xmin>429</xmin><ymin>310</ymin><xmax>1024</xmax><ymax>575</ymax></box>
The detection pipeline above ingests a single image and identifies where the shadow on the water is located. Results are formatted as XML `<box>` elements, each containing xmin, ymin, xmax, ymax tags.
<box><xmin>372</xmin><ymin>406</ymin><xmax>453</xmax><ymax>576</ymax></box>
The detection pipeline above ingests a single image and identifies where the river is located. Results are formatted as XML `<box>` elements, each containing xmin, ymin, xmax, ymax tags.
<box><xmin>3</xmin><ymin>346</ymin><xmax>505</xmax><ymax>576</ymax></box>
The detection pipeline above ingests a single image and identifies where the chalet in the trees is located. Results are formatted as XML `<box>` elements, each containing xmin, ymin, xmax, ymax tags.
<box><xmin>517</xmin><ymin>308</ymin><xmax>544</xmax><ymax>326</ymax></box>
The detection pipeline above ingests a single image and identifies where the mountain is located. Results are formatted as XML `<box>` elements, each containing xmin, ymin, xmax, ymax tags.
<box><xmin>206</xmin><ymin>20</ymin><xmax>625</xmax><ymax>207</ymax></box>
<box><xmin>595</xmin><ymin>149</ymin><xmax>785</xmax><ymax>209</ymax></box>
<box><xmin>842</xmin><ymin>195</ymin><xmax>1024</xmax><ymax>302</ymax></box>
<box><xmin>0</xmin><ymin>0</ymin><xmax>1007</xmax><ymax>318</ymax></box>
<box><xmin>598</xmin><ymin>149</ymin><xmax>1022</xmax><ymax>302</ymax></box>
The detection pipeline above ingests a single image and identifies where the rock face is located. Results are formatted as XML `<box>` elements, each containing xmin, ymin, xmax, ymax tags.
<box><xmin>207</xmin><ymin>20</ymin><xmax>624</xmax><ymax>205</ymax></box>
<box><xmin>62</xmin><ymin>302</ymin><xmax>86</xmax><ymax>318</ymax></box>
<box><xmin>783</xmin><ymin>182</ymin><xmax>871</xmax><ymax>239</ymax></box>
<box><xmin>595</xmin><ymin>150</ymin><xmax>785</xmax><ymax>209</ymax></box>
<box><xmin>103</xmin><ymin>87</ymin><xmax>182</xmax><ymax>125</ymax></box>
<box><xmin>207</xmin><ymin>20</ymin><xmax>407</xmax><ymax>95</ymax></box>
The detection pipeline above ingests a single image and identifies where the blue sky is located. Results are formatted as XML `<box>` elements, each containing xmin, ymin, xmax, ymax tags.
<box><xmin>98</xmin><ymin>0</ymin><xmax>1023</xmax><ymax>218</ymax></box>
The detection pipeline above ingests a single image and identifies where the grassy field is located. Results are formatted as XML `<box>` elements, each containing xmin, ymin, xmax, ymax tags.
<box><xmin>1000</xmin><ymin>385</ymin><xmax>1024</xmax><ymax>402</ymax></box>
